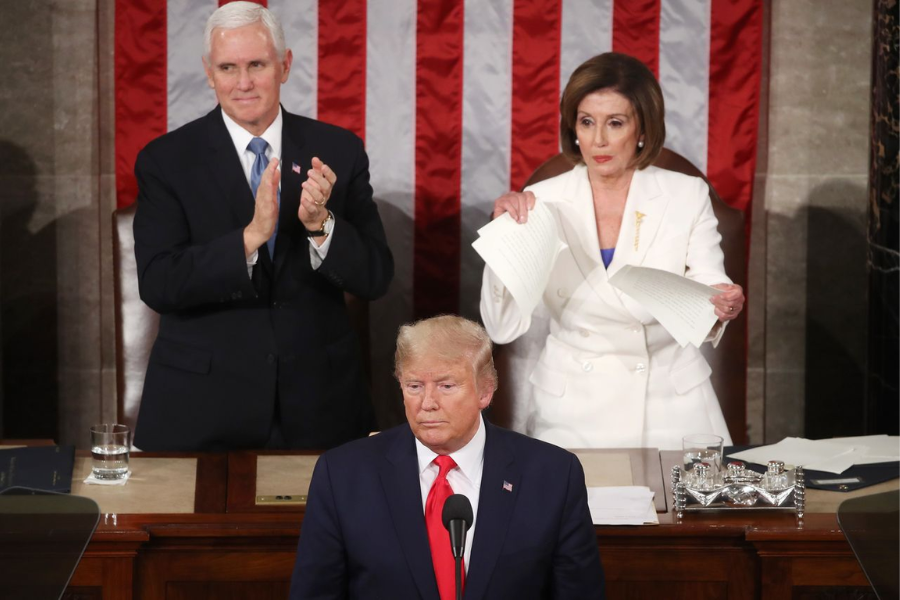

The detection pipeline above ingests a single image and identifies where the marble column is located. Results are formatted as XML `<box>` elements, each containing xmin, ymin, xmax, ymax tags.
<box><xmin>764</xmin><ymin>0</ymin><xmax>873</xmax><ymax>442</ymax></box>
<box><xmin>0</xmin><ymin>0</ymin><xmax>117</xmax><ymax>446</ymax></box>
<box><xmin>865</xmin><ymin>0</ymin><xmax>899</xmax><ymax>434</ymax></box>
<box><xmin>0</xmin><ymin>2</ymin><xmax>60</xmax><ymax>439</ymax></box>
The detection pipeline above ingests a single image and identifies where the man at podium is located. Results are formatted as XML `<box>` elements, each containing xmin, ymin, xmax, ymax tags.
<box><xmin>291</xmin><ymin>315</ymin><xmax>605</xmax><ymax>599</ymax></box>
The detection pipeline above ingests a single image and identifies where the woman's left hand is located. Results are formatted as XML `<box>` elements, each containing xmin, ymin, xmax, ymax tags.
<box><xmin>710</xmin><ymin>283</ymin><xmax>744</xmax><ymax>322</ymax></box>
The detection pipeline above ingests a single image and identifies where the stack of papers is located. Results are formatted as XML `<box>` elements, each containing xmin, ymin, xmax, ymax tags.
<box><xmin>609</xmin><ymin>265</ymin><xmax>722</xmax><ymax>348</ymax></box>
<box><xmin>728</xmin><ymin>435</ymin><xmax>900</xmax><ymax>474</ymax></box>
<box><xmin>471</xmin><ymin>202</ymin><xmax>567</xmax><ymax>317</ymax></box>
<box><xmin>587</xmin><ymin>486</ymin><xmax>658</xmax><ymax>525</ymax></box>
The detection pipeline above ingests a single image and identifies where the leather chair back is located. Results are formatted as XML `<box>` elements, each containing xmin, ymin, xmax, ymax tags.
<box><xmin>489</xmin><ymin>149</ymin><xmax>748</xmax><ymax>443</ymax></box>
<box><xmin>113</xmin><ymin>204</ymin><xmax>158</xmax><ymax>435</ymax></box>
<box><xmin>112</xmin><ymin>205</ymin><xmax>371</xmax><ymax>437</ymax></box>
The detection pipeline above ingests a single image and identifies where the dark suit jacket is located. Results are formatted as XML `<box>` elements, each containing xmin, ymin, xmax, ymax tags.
<box><xmin>132</xmin><ymin>107</ymin><xmax>393</xmax><ymax>451</ymax></box>
<box><xmin>290</xmin><ymin>419</ymin><xmax>605</xmax><ymax>599</ymax></box>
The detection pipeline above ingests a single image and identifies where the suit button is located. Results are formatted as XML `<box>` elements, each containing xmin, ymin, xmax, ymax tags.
<box><xmin>579</xmin><ymin>329</ymin><xmax>590</xmax><ymax>338</ymax></box>
<box><xmin>635</xmin><ymin>363</ymin><xmax>646</xmax><ymax>373</ymax></box>
<box><xmin>267</xmin><ymin>354</ymin><xmax>276</xmax><ymax>364</ymax></box>
<box><xmin>557</xmin><ymin>288</ymin><xmax>568</xmax><ymax>298</ymax></box>
<box><xmin>232</xmin><ymin>291</ymin><xmax>242</xmax><ymax>300</ymax></box>
<box><xmin>582</xmin><ymin>361</ymin><xmax>593</xmax><ymax>372</ymax></box>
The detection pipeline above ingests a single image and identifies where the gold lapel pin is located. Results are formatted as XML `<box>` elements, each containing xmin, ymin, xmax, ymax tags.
<box><xmin>634</xmin><ymin>211</ymin><xmax>646</xmax><ymax>250</ymax></box>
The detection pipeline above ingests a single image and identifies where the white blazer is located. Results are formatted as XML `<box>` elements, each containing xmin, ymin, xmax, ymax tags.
<box><xmin>480</xmin><ymin>165</ymin><xmax>733</xmax><ymax>450</ymax></box>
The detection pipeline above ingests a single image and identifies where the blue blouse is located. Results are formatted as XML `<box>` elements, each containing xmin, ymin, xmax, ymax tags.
<box><xmin>600</xmin><ymin>248</ymin><xmax>615</xmax><ymax>269</ymax></box>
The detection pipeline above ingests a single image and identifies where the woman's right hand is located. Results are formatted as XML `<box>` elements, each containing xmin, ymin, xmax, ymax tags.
<box><xmin>492</xmin><ymin>190</ymin><xmax>536</xmax><ymax>223</ymax></box>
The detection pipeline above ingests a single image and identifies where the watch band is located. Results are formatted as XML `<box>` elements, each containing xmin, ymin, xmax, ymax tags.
<box><xmin>307</xmin><ymin>211</ymin><xmax>333</xmax><ymax>238</ymax></box>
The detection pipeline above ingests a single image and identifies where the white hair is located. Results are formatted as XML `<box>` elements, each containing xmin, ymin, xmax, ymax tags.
<box><xmin>203</xmin><ymin>1</ymin><xmax>286</xmax><ymax>60</ymax></box>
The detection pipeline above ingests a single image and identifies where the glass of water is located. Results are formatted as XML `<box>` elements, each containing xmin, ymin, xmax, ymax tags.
<box><xmin>90</xmin><ymin>424</ymin><xmax>130</xmax><ymax>480</ymax></box>
<box><xmin>682</xmin><ymin>433</ymin><xmax>724</xmax><ymax>474</ymax></box>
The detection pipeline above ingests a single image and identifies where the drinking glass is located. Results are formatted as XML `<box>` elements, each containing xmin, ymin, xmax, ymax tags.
<box><xmin>682</xmin><ymin>433</ymin><xmax>724</xmax><ymax>474</ymax></box>
<box><xmin>90</xmin><ymin>424</ymin><xmax>130</xmax><ymax>480</ymax></box>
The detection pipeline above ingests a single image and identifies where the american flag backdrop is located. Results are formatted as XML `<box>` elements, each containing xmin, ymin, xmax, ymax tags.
<box><xmin>115</xmin><ymin>0</ymin><xmax>763</xmax><ymax>416</ymax></box>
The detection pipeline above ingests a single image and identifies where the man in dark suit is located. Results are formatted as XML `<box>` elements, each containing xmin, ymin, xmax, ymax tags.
<box><xmin>132</xmin><ymin>1</ymin><xmax>393</xmax><ymax>451</ymax></box>
<box><xmin>290</xmin><ymin>315</ymin><xmax>605</xmax><ymax>599</ymax></box>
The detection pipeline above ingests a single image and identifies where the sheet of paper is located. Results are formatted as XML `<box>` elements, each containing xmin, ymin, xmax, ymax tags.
<box><xmin>587</xmin><ymin>486</ymin><xmax>658</xmax><ymax>525</ymax></box>
<box><xmin>728</xmin><ymin>437</ymin><xmax>858</xmax><ymax>474</ymax></box>
<box><xmin>472</xmin><ymin>201</ymin><xmax>566</xmax><ymax>317</ymax></box>
<box><xmin>830</xmin><ymin>435</ymin><xmax>900</xmax><ymax>464</ymax></box>
<box><xmin>608</xmin><ymin>265</ymin><xmax>722</xmax><ymax>348</ymax></box>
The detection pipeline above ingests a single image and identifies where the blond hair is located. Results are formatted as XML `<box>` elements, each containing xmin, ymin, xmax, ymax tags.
<box><xmin>394</xmin><ymin>315</ymin><xmax>498</xmax><ymax>393</ymax></box>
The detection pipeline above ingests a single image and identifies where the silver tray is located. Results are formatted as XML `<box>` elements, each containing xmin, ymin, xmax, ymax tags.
<box><xmin>671</xmin><ymin>462</ymin><xmax>806</xmax><ymax>517</ymax></box>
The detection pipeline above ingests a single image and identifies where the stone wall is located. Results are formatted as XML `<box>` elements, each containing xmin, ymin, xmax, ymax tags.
<box><xmin>752</xmin><ymin>0</ymin><xmax>873</xmax><ymax>442</ymax></box>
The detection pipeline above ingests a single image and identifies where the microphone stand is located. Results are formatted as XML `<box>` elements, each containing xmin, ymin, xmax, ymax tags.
<box><xmin>455</xmin><ymin>555</ymin><xmax>463</xmax><ymax>600</ymax></box>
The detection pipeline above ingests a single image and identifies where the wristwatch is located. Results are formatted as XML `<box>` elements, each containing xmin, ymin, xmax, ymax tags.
<box><xmin>307</xmin><ymin>211</ymin><xmax>334</xmax><ymax>238</ymax></box>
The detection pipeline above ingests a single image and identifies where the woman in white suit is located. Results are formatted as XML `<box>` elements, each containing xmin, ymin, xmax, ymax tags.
<box><xmin>480</xmin><ymin>53</ymin><xmax>744</xmax><ymax>450</ymax></box>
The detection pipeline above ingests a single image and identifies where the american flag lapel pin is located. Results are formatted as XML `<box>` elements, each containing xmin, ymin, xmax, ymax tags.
<box><xmin>292</xmin><ymin>162</ymin><xmax>302</xmax><ymax>174</ymax></box>
<box><xmin>502</xmin><ymin>481</ymin><xmax>513</xmax><ymax>492</ymax></box>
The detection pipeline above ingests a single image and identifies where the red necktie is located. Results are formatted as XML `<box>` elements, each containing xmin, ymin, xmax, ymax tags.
<box><xmin>426</xmin><ymin>455</ymin><xmax>463</xmax><ymax>600</ymax></box>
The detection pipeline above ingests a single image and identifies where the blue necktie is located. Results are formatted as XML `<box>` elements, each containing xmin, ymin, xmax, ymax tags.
<box><xmin>248</xmin><ymin>137</ymin><xmax>279</xmax><ymax>257</ymax></box>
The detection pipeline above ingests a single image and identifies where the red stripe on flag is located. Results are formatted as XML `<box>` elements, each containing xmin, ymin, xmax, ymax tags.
<box><xmin>318</xmin><ymin>0</ymin><xmax>367</xmax><ymax>140</ymax></box>
<box><xmin>115</xmin><ymin>0</ymin><xmax>168</xmax><ymax>208</ymax></box>
<box><xmin>510</xmin><ymin>0</ymin><xmax>562</xmax><ymax>192</ymax></box>
<box><xmin>708</xmin><ymin>0</ymin><xmax>763</xmax><ymax>212</ymax></box>
<box><xmin>413</xmin><ymin>0</ymin><xmax>465</xmax><ymax>318</ymax></box>
<box><xmin>612</xmin><ymin>0</ymin><xmax>661</xmax><ymax>76</ymax></box>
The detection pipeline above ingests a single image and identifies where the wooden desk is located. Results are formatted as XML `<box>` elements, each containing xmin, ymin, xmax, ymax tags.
<box><xmin>64</xmin><ymin>449</ymin><xmax>890</xmax><ymax>600</ymax></box>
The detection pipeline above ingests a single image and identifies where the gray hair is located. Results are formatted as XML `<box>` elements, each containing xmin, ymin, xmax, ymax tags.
<box><xmin>204</xmin><ymin>1</ymin><xmax>286</xmax><ymax>60</ymax></box>
<box><xmin>394</xmin><ymin>315</ymin><xmax>498</xmax><ymax>394</ymax></box>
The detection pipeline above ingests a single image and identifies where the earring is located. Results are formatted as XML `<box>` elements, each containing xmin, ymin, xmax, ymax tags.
<box><xmin>575</xmin><ymin>139</ymin><xmax>580</xmax><ymax>146</ymax></box>
<box><xmin>638</xmin><ymin>140</ymin><xmax>645</xmax><ymax>149</ymax></box>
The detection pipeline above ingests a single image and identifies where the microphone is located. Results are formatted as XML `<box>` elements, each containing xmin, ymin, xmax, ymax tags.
<box><xmin>442</xmin><ymin>494</ymin><xmax>474</xmax><ymax>558</ymax></box>
<box><xmin>442</xmin><ymin>494</ymin><xmax>473</xmax><ymax>600</ymax></box>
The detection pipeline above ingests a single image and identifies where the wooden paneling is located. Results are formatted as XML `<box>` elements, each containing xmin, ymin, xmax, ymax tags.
<box><xmin>605</xmin><ymin>582</ymin><xmax>728</xmax><ymax>600</ymax></box>
<box><xmin>163</xmin><ymin>581</ymin><xmax>291</xmax><ymax>600</ymax></box>
<box><xmin>136</xmin><ymin>551</ymin><xmax>296</xmax><ymax>600</ymax></box>
<box><xmin>59</xmin><ymin>448</ymin><xmax>881</xmax><ymax>599</ymax></box>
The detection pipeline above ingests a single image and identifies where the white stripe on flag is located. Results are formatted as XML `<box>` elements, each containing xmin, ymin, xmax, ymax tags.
<box><xmin>459</xmin><ymin>0</ymin><xmax>514</xmax><ymax>319</ymax></box>
<box><xmin>167</xmin><ymin>0</ymin><xmax>216</xmax><ymax>131</ymax></box>
<box><xmin>270</xmin><ymin>0</ymin><xmax>318</xmax><ymax>119</ymax></box>
<box><xmin>659</xmin><ymin>0</ymin><xmax>711</xmax><ymax>173</ymax></box>
<box><xmin>366</xmin><ymin>0</ymin><xmax>417</xmax><ymax>415</ymax></box>
<box><xmin>560</xmin><ymin>0</ymin><xmax>613</xmax><ymax>92</ymax></box>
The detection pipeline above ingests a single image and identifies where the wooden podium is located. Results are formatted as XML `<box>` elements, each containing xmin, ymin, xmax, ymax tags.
<box><xmin>63</xmin><ymin>449</ymin><xmax>892</xmax><ymax>599</ymax></box>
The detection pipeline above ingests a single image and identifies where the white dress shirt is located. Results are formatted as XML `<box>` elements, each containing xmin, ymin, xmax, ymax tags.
<box><xmin>414</xmin><ymin>415</ymin><xmax>486</xmax><ymax>573</ymax></box>
<box><xmin>220</xmin><ymin>108</ymin><xmax>334</xmax><ymax>276</ymax></box>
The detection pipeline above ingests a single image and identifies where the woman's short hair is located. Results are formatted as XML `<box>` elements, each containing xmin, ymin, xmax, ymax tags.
<box><xmin>394</xmin><ymin>315</ymin><xmax>498</xmax><ymax>394</ymax></box>
<box><xmin>204</xmin><ymin>1</ymin><xmax>286</xmax><ymax>60</ymax></box>
<box><xmin>559</xmin><ymin>52</ymin><xmax>665</xmax><ymax>170</ymax></box>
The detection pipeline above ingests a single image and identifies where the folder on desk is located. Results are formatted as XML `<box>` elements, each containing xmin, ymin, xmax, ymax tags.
<box><xmin>0</xmin><ymin>446</ymin><xmax>75</xmax><ymax>494</ymax></box>
<box><xmin>725</xmin><ymin>444</ymin><xmax>899</xmax><ymax>492</ymax></box>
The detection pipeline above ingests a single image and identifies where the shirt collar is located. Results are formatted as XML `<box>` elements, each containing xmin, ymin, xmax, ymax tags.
<box><xmin>415</xmin><ymin>415</ymin><xmax>486</xmax><ymax>481</ymax></box>
<box><xmin>220</xmin><ymin>106</ymin><xmax>283</xmax><ymax>159</ymax></box>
